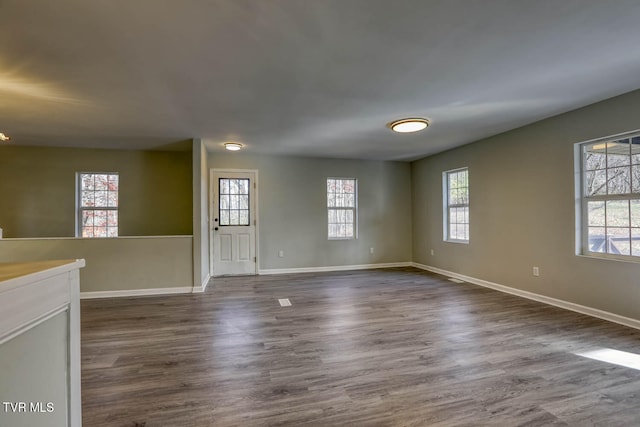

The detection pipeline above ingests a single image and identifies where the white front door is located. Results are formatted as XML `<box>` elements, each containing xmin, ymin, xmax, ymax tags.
<box><xmin>210</xmin><ymin>170</ymin><xmax>257</xmax><ymax>276</ymax></box>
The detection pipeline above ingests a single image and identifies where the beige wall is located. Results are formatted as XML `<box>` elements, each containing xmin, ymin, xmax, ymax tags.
<box><xmin>0</xmin><ymin>146</ymin><xmax>193</xmax><ymax>238</ymax></box>
<box><xmin>412</xmin><ymin>88</ymin><xmax>640</xmax><ymax>320</ymax></box>
<box><xmin>0</xmin><ymin>237</ymin><xmax>193</xmax><ymax>293</ymax></box>
<box><xmin>208</xmin><ymin>153</ymin><xmax>412</xmax><ymax>270</ymax></box>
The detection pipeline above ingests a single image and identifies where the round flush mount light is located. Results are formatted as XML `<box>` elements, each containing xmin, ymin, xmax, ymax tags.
<box><xmin>387</xmin><ymin>118</ymin><xmax>430</xmax><ymax>133</ymax></box>
<box><xmin>224</xmin><ymin>142</ymin><xmax>243</xmax><ymax>151</ymax></box>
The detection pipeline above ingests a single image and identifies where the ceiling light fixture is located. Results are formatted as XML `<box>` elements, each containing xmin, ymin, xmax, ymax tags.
<box><xmin>224</xmin><ymin>142</ymin><xmax>243</xmax><ymax>151</ymax></box>
<box><xmin>0</xmin><ymin>132</ymin><xmax>10</xmax><ymax>142</ymax></box>
<box><xmin>388</xmin><ymin>118</ymin><xmax>430</xmax><ymax>133</ymax></box>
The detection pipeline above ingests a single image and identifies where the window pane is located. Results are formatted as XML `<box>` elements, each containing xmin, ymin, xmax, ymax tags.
<box><xmin>220</xmin><ymin>210</ymin><xmax>229</xmax><ymax>225</ymax></box>
<box><xmin>607</xmin><ymin>140</ymin><xmax>631</xmax><ymax>168</ymax></box>
<box><xmin>229</xmin><ymin>179</ymin><xmax>239</xmax><ymax>194</ymax></box>
<box><xmin>631</xmin><ymin>137</ymin><xmax>640</xmax><ymax>164</ymax></box>
<box><xmin>239</xmin><ymin>211</ymin><xmax>249</xmax><ymax>225</ymax></box>
<box><xmin>108</xmin><ymin>174</ymin><xmax>119</xmax><ymax>191</ymax></box>
<box><xmin>95</xmin><ymin>174</ymin><xmax>109</xmax><ymax>190</ymax></box>
<box><xmin>82</xmin><ymin>210</ymin><xmax>94</xmax><ymax>226</ymax></box>
<box><xmin>632</xmin><ymin>165</ymin><xmax>640</xmax><ymax>193</ymax></box>
<box><xmin>608</xmin><ymin>227</ymin><xmax>631</xmax><ymax>255</ymax></box>
<box><xmin>587</xmin><ymin>201</ymin><xmax>605</xmax><ymax>226</ymax></box>
<box><xmin>94</xmin><ymin>210</ymin><xmax>107</xmax><ymax>227</ymax></box>
<box><xmin>632</xmin><ymin>228</ymin><xmax>640</xmax><ymax>256</ymax></box>
<box><xmin>94</xmin><ymin>227</ymin><xmax>107</xmax><ymax>238</ymax></box>
<box><xmin>327</xmin><ymin>192</ymin><xmax>335</xmax><ymax>207</ymax></box>
<box><xmin>107</xmin><ymin>191</ymin><xmax>118</xmax><ymax>207</ymax></box>
<box><xmin>220</xmin><ymin>179</ymin><xmax>229</xmax><ymax>194</ymax></box>
<box><xmin>345</xmin><ymin>193</ymin><xmax>355</xmax><ymax>207</ymax></box>
<box><xmin>94</xmin><ymin>191</ymin><xmax>108</xmax><ymax>207</ymax></box>
<box><xmin>220</xmin><ymin>195</ymin><xmax>229</xmax><ymax>210</ymax></box>
<box><xmin>588</xmin><ymin>227</ymin><xmax>606</xmax><ymax>253</ymax></box>
<box><xmin>345</xmin><ymin>224</ymin><xmax>354</xmax><ymax>238</ymax></box>
<box><xmin>606</xmin><ymin>200</ymin><xmax>629</xmax><ymax>227</ymax></box>
<box><xmin>585</xmin><ymin>170</ymin><xmax>606</xmax><ymax>196</ymax></box>
<box><xmin>461</xmin><ymin>207</ymin><xmax>468</xmax><ymax>223</ymax></box>
<box><xmin>81</xmin><ymin>174</ymin><xmax>95</xmax><ymax>190</ymax></box>
<box><xmin>229</xmin><ymin>210</ymin><xmax>239</xmax><ymax>225</ymax></box>
<box><xmin>607</xmin><ymin>167</ymin><xmax>631</xmax><ymax>194</ymax></box>
<box><xmin>81</xmin><ymin>191</ymin><xmax>94</xmax><ymax>207</ymax></box>
<box><xmin>107</xmin><ymin>211</ymin><xmax>118</xmax><ymax>227</ymax></box>
<box><xmin>239</xmin><ymin>195</ymin><xmax>249</xmax><ymax>210</ymax></box>
<box><xmin>584</xmin><ymin>144</ymin><xmax>607</xmax><ymax>170</ymax></box>
<box><xmin>631</xmin><ymin>200</ymin><xmax>640</xmax><ymax>227</ymax></box>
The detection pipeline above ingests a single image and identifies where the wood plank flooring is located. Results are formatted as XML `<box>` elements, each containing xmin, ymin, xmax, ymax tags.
<box><xmin>81</xmin><ymin>268</ymin><xmax>640</xmax><ymax>426</ymax></box>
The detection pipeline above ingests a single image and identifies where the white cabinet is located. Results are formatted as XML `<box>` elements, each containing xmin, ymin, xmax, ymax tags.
<box><xmin>0</xmin><ymin>259</ymin><xmax>85</xmax><ymax>427</ymax></box>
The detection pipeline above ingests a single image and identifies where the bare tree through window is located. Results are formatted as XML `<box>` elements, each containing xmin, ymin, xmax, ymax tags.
<box><xmin>582</xmin><ymin>137</ymin><xmax>640</xmax><ymax>257</ymax></box>
<box><xmin>78</xmin><ymin>173</ymin><xmax>119</xmax><ymax>238</ymax></box>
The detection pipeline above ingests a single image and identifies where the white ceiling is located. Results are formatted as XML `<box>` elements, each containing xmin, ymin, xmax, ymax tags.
<box><xmin>3</xmin><ymin>1</ymin><xmax>640</xmax><ymax>161</ymax></box>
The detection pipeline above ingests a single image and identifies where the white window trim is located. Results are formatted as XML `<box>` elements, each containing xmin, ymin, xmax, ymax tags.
<box><xmin>76</xmin><ymin>172</ymin><xmax>119</xmax><ymax>238</ymax></box>
<box><xmin>443</xmin><ymin>167</ymin><xmax>469</xmax><ymax>244</ymax></box>
<box><xmin>576</xmin><ymin>129</ymin><xmax>640</xmax><ymax>262</ymax></box>
<box><xmin>327</xmin><ymin>177</ymin><xmax>358</xmax><ymax>240</ymax></box>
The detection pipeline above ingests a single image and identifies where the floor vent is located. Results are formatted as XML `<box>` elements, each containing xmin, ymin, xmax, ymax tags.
<box><xmin>278</xmin><ymin>298</ymin><xmax>292</xmax><ymax>307</ymax></box>
<box><xmin>448</xmin><ymin>278</ymin><xmax>465</xmax><ymax>284</ymax></box>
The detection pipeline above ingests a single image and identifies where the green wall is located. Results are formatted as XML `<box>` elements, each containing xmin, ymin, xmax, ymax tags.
<box><xmin>412</xmin><ymin>88</ymin><xmax>640</xmax><ymax>320</ymax></box>
<box><xmin>208</xmin><ymin>153</ymin><xmax>412</xmax><ymax>270</ymax></box>
<box><xmin>0</xmin><ymin>146</ymin><xmax>193</xmax><ymax>237</ymax></box>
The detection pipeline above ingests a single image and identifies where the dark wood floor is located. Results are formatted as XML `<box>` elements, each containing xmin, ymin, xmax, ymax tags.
<box><xmin>81</xmin><ymin>268</ymin><xmax>640</xmax><ymax>426</ymax></box>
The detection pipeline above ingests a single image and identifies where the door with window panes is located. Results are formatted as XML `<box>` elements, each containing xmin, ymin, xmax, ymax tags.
<box><xmin>211</xmin><ymin>170</ymin><xmax>257</xmax><ymax>276</ymax></box>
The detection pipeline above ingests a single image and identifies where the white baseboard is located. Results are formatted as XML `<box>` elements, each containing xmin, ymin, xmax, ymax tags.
<box><xmin>259</xmin><ymin>262</ymin><xmax>412</xmax><ymax>275</ymax></box>
<box><xmin>192</xmin><ymin>274</ymin><xmax>211</xmax><ymax>293</ymax></box>
<box><xmin>412</xmin><ymin>262</ymin><xmax>640</xmax><ymax>331</ymax></box>
<box><xmin>80</xmin><ymin>286</ymin><xmax>194</xmax><ymax>299</ymax></box>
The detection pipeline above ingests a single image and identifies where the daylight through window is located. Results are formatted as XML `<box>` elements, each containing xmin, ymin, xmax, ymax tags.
<box><xmin>580</xmin><ymin>135</ymin><xmax>640</xmax><ymax>258</ymax></box>
<box><xmin>444</xmin><ymin>168</ymin><xmax>469</xmax><ymax>242</ymax></box>
<box><xmin>327</xmin><ymin>178</ymin><xmax>357</xmax><ymax>239</ymax></box>
<box><xmin>218</xmin><ymin>178</ymin><xmax>250</xmax><ymax>226</ymax></box>
<box><xmin>78</xmin><ymin>173</ymin><xmax>119</xmax><ymax>238</ymax></box>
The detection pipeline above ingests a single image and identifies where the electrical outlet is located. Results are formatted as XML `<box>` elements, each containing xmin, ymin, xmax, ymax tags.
<box><xmin>370</xmin><ymin>247</ymin><xmax>374</xmax><ymax>254</ymax></box>
<box><xmin>430</xmin><ymin>249</ymin><xmax>434</xmax><ymax>256</ymax></box>
<box><xmin>278</xmin><ymin>250</ymin><xmax>284</xmax><ymax>258</ymax></box>
<box><xmin>533</xmin><ymin>266</ymin><xmax>540</xmax><ymax>277</ymax></box>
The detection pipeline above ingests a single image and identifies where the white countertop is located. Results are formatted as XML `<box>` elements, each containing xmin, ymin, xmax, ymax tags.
<box><xmin>0</xmin><ymin>259</ymin><xmax>86</xmax><ymax>290</ymax></box>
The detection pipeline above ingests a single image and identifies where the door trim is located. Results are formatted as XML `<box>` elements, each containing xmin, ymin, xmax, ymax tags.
<box><xmin>209</xmin><ymin>168</ymin><xmax>259</xmax><ymax>276</ymax></box>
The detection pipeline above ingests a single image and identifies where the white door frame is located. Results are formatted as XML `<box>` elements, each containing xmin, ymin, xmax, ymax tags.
<box><xmin>209</xmin><ymin>168</ymin><xmax>259</xmax><ymax>276</ymax></box>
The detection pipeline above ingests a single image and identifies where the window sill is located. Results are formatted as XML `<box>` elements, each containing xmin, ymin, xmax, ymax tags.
<box><xmin>444</xmin><ymin>239</ymin><xmax>469</xmax><ymax>245</ymax></box>
<box><xmin>576</xmin><ymin>253</ymin><xmax>640</xmax><ymax>264</ymax></box>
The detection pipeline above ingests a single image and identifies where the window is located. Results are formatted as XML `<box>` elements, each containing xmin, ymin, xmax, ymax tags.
<box><xmin>327</xmin><ymin>178</ymin><xmax>357</xmax><ymax>239</ymax></box>
<box><xmin>579</xmin><ymin>134</ymin><xmax>640</xmax><ymax>258</ymax></box>
<box><xmin>444</xmin><ymin>168</ymin><xmax>469</xmax><ymax>242</ymax></box>
<box><xmin>77</xmin><ymin>173</ymin><xmax>119</xmax><ymax>238</ymax></box>
<box><xmin>218</xmin><ymin>178</ymin><xmax>250</xmax><ymax>226</ymax></box>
